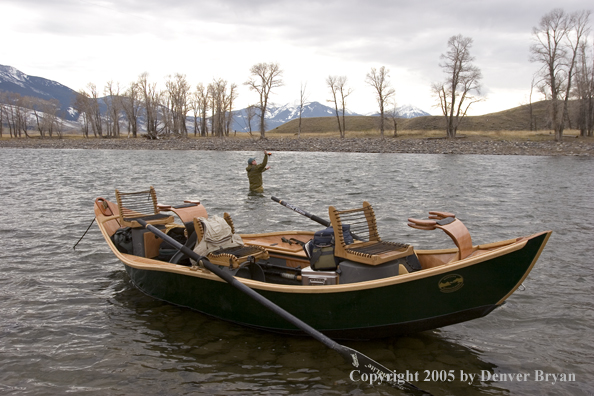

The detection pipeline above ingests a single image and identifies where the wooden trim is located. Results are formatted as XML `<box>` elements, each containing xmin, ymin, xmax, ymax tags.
<box><xmin>193</xmin><ymin>217</ymin><xmax>205</xmax><ymax>242</ymax></box>
<box><xmin>223</xmin><ymin>212</ymin><xmax>235</xmax><ymax>234</ymax></box>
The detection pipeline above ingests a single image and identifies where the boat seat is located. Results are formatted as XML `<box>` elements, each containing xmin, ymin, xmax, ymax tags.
<box><xmin>115</xmin><ymin>186</ymin><xmax>174</xmax><ymax>228</ymax></box>
<box><xmin>328</xmin><ymin>201</ymin><xmax>414</xmax><ymax>265</ymax></box>
<box><xmin>408</xmin><ymin>211</ymin><xmax>473</xmax><ymax>260</ymax></box>
<box><xmin>193</xmin><ymin>216</ymin><xmax>269</xmax><ymax>269</ymax></box>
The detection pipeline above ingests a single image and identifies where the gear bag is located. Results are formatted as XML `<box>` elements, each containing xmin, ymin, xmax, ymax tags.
<box><xmin>112</xmin><ymin>227</ymin><xmax>133</xmax><ymax>254</ymax></box>
<box><xmin>304</xmin><ymin>225</ymin><xmax>353</xmax><ymax>271</ymax></box>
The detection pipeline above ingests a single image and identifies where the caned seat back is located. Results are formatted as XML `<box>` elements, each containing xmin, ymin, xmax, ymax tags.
<box><xmin>115</xmin><ymin>186</ymin><xmax>174</xmax><ymax>228</ymax></box>
<box><xmin>329</xmin><ymin>201</ymin><xmax>414</xmax><ymax>265</ymax></box>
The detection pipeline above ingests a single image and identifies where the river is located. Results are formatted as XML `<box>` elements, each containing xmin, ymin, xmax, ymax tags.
<box><xmin>0</xmin><ymin>148</ymin><xmax>592</xmax><ymax>395</ymax></box>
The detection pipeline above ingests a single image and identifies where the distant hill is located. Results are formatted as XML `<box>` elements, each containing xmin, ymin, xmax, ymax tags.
<box><xmin>0</xmin><ymin>64</ymin><xmax>78</xmax><ymax>120</ymax></box>
<box><xmin>273</xmin><ymin>101</ymin><xmax>567</xmax><ymax>134</ymax></box>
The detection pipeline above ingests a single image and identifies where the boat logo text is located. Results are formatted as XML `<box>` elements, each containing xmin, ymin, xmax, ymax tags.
<box><xmin>438</xmin><ymin>274</ymin><xmax>464</xmax><ymax>293</ymax></box>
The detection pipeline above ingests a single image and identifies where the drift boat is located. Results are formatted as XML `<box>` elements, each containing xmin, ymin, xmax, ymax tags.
<box><xmin>94</xmin><ymin>187</ymin><xmax>551</xmax><ymax>340</ymax></box>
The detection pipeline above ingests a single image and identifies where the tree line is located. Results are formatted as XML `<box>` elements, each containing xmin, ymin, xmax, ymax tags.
<box><xmin>1</xmin><ymin>7</ymin><xmax>592</xmax><ymax>141</ymax></box>
<box><xmin>0</xmin><ymin>91</ymin><xmax>65</xmax><ymax>139</ymax></box>
<box><xmin>530</xmin><ymin>8</ymin><xmax>593</xmax><ymax>140</ymax></box>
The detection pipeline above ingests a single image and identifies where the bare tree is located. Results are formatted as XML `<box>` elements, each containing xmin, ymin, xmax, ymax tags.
<box><xmin>297</xmin><ymin>82</ymin><xmax>308</xmax><ymax>137</ymax></box>
<box><xmin>530</xmin><ymin>9</ymin><xmax>591</xmax><ymax>141</ymax></box>
<box><xmin>432</xmin><ymin>35</ymin><xmax>483</xmax><ymax>138</ymax></box>
<box><xmin>42</xmin><ymin>99</ymin><xmax>61</xmax><ymax>138</ymax></box>
<box><xmin>244</xmin><ymin>62</ymin><xmax>283</xmax><ymax>138</ymax></box>
<box><xmin>327</xmin><ymin>76</ymin><xmax>343</xmax><ymax>136</ymax></box>
<box><xmin>574</xmin><ymin>42</ymin><xmax>594</xmax><ymax>136</ymax></box>
<box><xmin>366</xmin><ymin>66</ymin><xmax>396</xmax><ymax>138</ymax></box>
<box><xmin>4</xmin><ymin>92</ymin><xmax>31</xmax><ymax>138</ymax></box>
<box><xmin>119</xmin><ymin>81</ymin><xmax>142</xmax><ymax>138</ymax></box>
<box><xmin>138</xmin><ymin>73</ymin><xmax>162</xmax><ymax>139</ymax></box>
<box><xmin>164</xmin><ymin>73</ymin><xmax>191</xmax><ymax>137</ymax></box>
<box><xmin>29</xmin><ymin>97</ymin><xmax>47</xmax><ymax>138</ymax></box>
<box><xmin>209</xmin><ymin>78</ymin><xmax>228</xmax><ymax>137</ymax></box>
<box><xmin>194</xmin><ymin>83</ymin><xmax>210</xmax><ymax>137</ymax></box>
<box><xmin>103</xmin><ymin>81</ymin><xmax>122</xmax><ymax>137</ymax></box>
<box><xmin>190</xmin><ymin>90</ymin><xmax>200</xmax><ymax>137</ymax></box>
<box><xmin>73</xmin><ymin>92</ymin><xmax>90</xmax><ymax>137</ymax></box>
<box><xmin>327</xmin><ymin>76</ymin><xmax>352</xmax><ymax>138</ymax></box>
<box><xmin>245</xmin><ymin>104</ymin><xmax>257</xmax><ymax>135</ymax></box>
<box><xmin>528</xmin><ymin>76</ymin><xmax>538</xmax><ymax>131</ymax></box>
<box><xmin>226</xmin><ymin>83</ymin><xmax>238</xmax><ymax>136</ymax></box>
<box><xmin>385</xmin><ymin>100</ymin><xmax>399</xmax><ymax>137</ymax></box>
<box><xmin>77</xmin><ymin>83</ymin><xmax>104</xmax><ymax>138</ymax></box>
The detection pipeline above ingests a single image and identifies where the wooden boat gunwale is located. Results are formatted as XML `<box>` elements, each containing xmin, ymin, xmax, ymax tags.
<box><xmin>96</xmin><ymin>201</ymin><xmax>549</xmax><ymax>295</ymax></box>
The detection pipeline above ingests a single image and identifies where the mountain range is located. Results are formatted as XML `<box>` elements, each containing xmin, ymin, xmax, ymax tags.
<box><xmin>0</xmin><ymin>64</ymin><xmax>430</xmax><ymax>132</ymax></box>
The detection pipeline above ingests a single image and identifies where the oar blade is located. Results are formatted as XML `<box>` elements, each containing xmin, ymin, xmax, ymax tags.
<box><xmin>336</xmin><ymin>345</ymin><xmax>428</xmax><ymax>394</ymax></box>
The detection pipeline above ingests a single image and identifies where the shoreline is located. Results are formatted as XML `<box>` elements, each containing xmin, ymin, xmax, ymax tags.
<box><xmin>1</xmin><ymin>136</ymin><xmax>593</xmax><ymax>156</ymax></box>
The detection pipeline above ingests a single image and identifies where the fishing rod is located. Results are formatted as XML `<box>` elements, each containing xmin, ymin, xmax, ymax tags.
<box><xmin>271</xmin><ymin>196</ymin><xmax>330</xmax><ymax>228</ymax></box>
<box><xmin>271</xmin><ymin>196</ymin><xmax>364</xmax><ymax>241</ymax></box>
<box><xmin>237</xmin><ymin>110</ymin><xmax>272</xmax><ymax>155</ymax></box>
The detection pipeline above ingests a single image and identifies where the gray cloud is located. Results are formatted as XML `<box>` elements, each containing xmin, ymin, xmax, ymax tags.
<box><xmin>2</xmin><ymin>0</ymin><xmax>592</xmax><ymax>113</ymax></box>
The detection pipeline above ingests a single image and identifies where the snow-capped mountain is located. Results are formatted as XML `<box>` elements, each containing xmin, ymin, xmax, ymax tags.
<box><xmin>0</xmin><ymin>64</ymin><xmax>78</xmax><ymax>120</ymax></box>
<box><xmin>367</xmin><ymin>104</ymin><xmax>430</xmax><ymax>119</ymax></box>
<box><xmin>395</xmin><ymin>104</ymin><xmax>430</xmax><ymax>118</ymax></box>
<box><xmin>232</xmin><ymin>101</ymin><xmax>361</xmax><ymax>132</ymax></box>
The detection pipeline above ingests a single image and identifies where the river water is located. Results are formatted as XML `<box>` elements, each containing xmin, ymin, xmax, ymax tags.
<box><xmin>0</xmin><ymin>148</ymin><xmax>592</xmax><ymax>395</ymax></box>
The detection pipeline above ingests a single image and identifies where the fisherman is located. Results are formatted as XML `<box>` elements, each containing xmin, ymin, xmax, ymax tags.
<box><xmin>246</xmin><ymin>151</ymin><xmax>271</xmax><ymax>193</ymax></box>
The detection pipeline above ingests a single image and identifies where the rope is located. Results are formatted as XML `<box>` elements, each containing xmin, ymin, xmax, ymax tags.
<box><xmin>73</xmin><ymin>217</ymin><xmax>96</xmax><ymax>250</ymax></box>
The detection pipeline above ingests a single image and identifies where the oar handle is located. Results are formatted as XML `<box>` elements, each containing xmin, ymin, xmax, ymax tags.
<box><xmin>271</xmin><ymin>196</ymin><xmax>330</xmax><ymax>227</ymax></box>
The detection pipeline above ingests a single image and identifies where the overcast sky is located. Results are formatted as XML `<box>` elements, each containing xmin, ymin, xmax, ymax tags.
<box><xmin>1</xmin><ymin>0</ymin><xmax>592</xmax><ymax>115</ymax></box>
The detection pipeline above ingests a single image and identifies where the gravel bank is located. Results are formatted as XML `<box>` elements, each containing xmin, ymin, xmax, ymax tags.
<box><xmin>1</xmin><ymin>136</ymin><xmax>593</xmax><ymax>156</ymax></box>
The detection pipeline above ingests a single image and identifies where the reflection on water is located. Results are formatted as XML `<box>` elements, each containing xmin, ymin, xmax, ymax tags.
<box><xmin>0</xmin><ymin>148</ymin><xmax>592</xmax><ymax>395</ymax></box>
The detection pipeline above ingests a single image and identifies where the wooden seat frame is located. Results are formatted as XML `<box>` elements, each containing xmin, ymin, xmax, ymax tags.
<box><xmin>408</xmin><ymin>211</ymin><xmax>473</xmax><ymax>260</ymax></box>
<box><xmin>115</xmin><ymin>186</ymin><xmax>174</xmax><ymax>228</ymax></box>
<box><xmin>328</xmin><ymin>201</ymin><xmax>414</xmax><ymax>265</ymax></box>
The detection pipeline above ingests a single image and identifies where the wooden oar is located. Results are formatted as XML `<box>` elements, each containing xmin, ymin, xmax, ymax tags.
<box><xmin>137</xmin><ymin>219</ymin><xmax>430</xmax><ymax>394</ymax></box>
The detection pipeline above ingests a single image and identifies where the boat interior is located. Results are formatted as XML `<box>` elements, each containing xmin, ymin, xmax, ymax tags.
<box><xmin>95</xmin><ymin>187</ymin><xmax>528</xmax><ymax>286</ymax></box>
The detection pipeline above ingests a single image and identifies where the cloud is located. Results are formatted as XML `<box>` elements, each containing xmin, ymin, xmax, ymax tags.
<box><xmin>1</xmin><ymin>0</ymin><xmax>592</xmax><ymax>114</ymax></box>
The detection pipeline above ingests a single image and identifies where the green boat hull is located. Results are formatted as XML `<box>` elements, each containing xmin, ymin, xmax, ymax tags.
<box><xmin>123</xmin><ymin>232</ymin><xmax>549</xmax><ymax>340</ymax></box>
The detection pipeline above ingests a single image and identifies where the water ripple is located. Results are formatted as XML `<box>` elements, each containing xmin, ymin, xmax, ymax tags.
<box><xmin>0</xmin><ymin>148</ymin><xmax>592</xmax><ymax>395</ymax></box>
